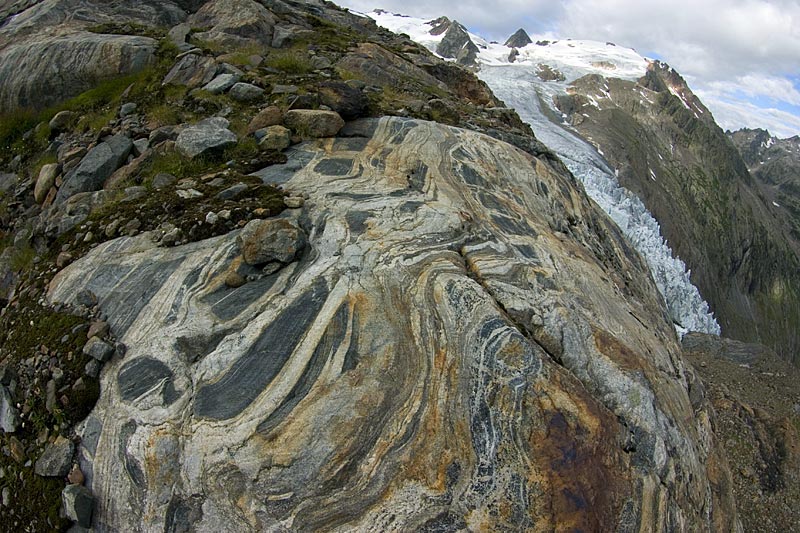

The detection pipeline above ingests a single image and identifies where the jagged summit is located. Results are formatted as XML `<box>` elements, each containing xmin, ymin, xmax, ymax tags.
<box><xmin>504</xmin><ymin>27</ymin><xmax>532</xmax><ymax>48</ymax></box>
<box><xmin>426</xmin><ymin>15</ymin><xmax>451</xmax><ymax>36</ymax></box>
<box><xmin>436</xmin><ymin>19</ymin><xmax>479</xmax><ymax>66</ymax></box>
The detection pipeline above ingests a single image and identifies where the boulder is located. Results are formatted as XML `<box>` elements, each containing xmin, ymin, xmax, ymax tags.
<box><xmin>0</xmin><ymin>385</ymin><xmax>19</xmax><ymax>433</ymax></box>
<box><xmin>228</xmin><ymin>82</ymin><xmax>264</xmax><ymax>102</ymax></box>
<box><xmin>283</xmin><ymin>109</ymin><xmax>344</xmax><ymax>138</ymax></box>
<box><xmin>168</xmin><ymin>23</ymin><xmax>192</xmax><ymax>46</ymax></box>
<box><xmin>83</xmin><ymin>336</ymin><xmax>114</xmax><ymax>362</ymax></box>
<box><xmin>119</xmin><ymin>102</ymin><xmax>137</xmax><ymax>117</ymax></box>
<box><xmin>175</xmin><ymin>118</ymin><xmax>237</xmax><ymax>158</ymax></box>
<box><xmin>0</xmin><ymin>172</ymin><xmax>17</xmax><ymax>195</ymax></box>
<box><xmin>34</xmin><ymin>163</ymin><xmax>59</xmax><ymax>203</ymax></box>
<box><xmin>258</xmin><ymin>125</ymin><xmax>291</xmax><ymax>152</ymax></box>
<box><xmin>148</xmin><ymin>126</ymin><xmax>178</xmax><ymax>146</ymax></box>
<box><xmin>34</xmin><ymin>435</ymin><xmax>74</xmax><ymax>477</ymax></box>
<box><xmin>318</xmin><ymin>81</ymin><xmax>368</xmax><ymax>120</ymax></box>
<box><xmin>237</xmin><ymin>218</ymin><xmax>306</xmax><ymax>265</ymax></box>
<box><xmin>152</xmin><ymin>172</ymin><xmax>178</xmax><ymax>189</ymax></box>
<box><xmin>216</xmin><ymin>183</ymin><xmax>249</xmax><ymax>200</ymax></box>
<box><xmin>56</xmin><ymin>135</ymin><xmax>133</xmax><ymax>203</ymax></box>
<box><xmin>247</xmin><ymin>106</ymin><xmax>282</xmax><ymax>134</ymax></box>
<box><xmin>62</xmin><ymin>484</ymin><xmax>93</xmax><ymax>528</ymax></box>
<box><xmin>201</xmin><ymin>72</ymin><xmax>240</xmax><ymax>94</ymax></box>
<box><xmin>49</xmin><ymin>110</ymin><xmax>76</xmax><ymax>132</ymax></box>
<box><xmin>162</xmin><ymin>54</ymin><xmax>218</xmax><ymax>88</ymax></box>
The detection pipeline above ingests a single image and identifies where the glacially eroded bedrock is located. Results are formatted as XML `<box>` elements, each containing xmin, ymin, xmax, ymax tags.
<box><xmin>48</xmin><ymin>118</ymin><xmax>738</xmax><ymax>532</ymax></box>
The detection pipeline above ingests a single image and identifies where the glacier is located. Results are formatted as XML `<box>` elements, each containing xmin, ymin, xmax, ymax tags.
<box><xmin>369</xmin><ymin>11</ymin><xmax>721</xmax><ymax>335</ymax></box>
<box><xmin>478</xmin><ymin>65</ymin><xmax>720</xmax><ymax>335</ymax></box>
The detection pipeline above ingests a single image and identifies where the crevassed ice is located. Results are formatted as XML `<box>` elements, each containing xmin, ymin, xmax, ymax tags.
<box><xmin>479</xmin><ymin>66</ymin><xmax>721</xmax><ymax>336</ymax></box>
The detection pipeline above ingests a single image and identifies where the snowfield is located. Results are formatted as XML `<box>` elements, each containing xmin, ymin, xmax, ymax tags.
<box><xmin>370</xmin><ymin>11</ymin><xmax>721</xmax><ymax>335</ymax></box>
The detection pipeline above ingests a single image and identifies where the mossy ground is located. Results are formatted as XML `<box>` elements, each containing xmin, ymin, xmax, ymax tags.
<box><xmin>0</xmin><ymin>296</ymin><xmax>99</xmax><ymax>533</ymax></box>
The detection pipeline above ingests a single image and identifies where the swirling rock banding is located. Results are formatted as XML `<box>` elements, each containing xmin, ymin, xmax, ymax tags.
<box><xmin>49</xmin><ymin>117</ymin><xmax>737</xmax><ymax>531</ymax></box>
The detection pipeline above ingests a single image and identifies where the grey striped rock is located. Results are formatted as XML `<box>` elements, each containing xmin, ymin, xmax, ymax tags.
<box><xmin>48</xmin><ymin>117</ymin><xmax>736</xmax><ymax>532</ymax></box>
<box><xmin>56</xmin><ymin>135</ymin><xmax>133</xmax><ymax>203</ymax></box>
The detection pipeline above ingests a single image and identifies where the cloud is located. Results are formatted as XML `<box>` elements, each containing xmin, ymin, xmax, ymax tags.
<box><xmin>333</xmin><ymin>0</ymin><xmax>800</xmax><ymax>136</ymax></box>
<box><xmin>694</xmin><ymin>89</ymin><xmax>800</xmax><ymax>138</ymax></box>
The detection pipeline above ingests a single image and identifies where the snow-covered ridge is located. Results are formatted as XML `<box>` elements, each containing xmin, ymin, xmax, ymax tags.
<box><xmin>369</xmin><ymin>10</ymin><xmax>721</xmax><ymax>336</ymax></box>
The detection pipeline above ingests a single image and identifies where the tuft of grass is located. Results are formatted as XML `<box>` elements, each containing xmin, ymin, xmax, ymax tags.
<box><xmin>265</xmin><ymin>50</ymin><xmax>315</xmax><ymax>75</ymax></box>
<box><xmin>9</xmin><ymin>245</ymin><xmax>35</xmax><ymax>271</ymax></box>
<box><xmin>87</xmin><ymin>21</ymin><xmax>165</xmax><ymax>40</ymax></box>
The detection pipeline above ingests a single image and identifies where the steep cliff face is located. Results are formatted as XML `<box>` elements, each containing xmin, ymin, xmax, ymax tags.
<box><xmin>0</xmin><ymin>1</ymin><xmax>743</xmax><ymax>531</ymax></box>
<box><xmin>727</xmin><ymin>128</ymin><xmax>800</xmax><ymax>254</ymax></box>
<box><xmin>553</xmin><ymin>62</ymin><xmax>800</xmax><ymax>364</ymax></box>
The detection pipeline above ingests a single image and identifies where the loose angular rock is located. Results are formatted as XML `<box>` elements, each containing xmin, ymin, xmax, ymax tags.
<box><xmin>0</xmin><ymin>385</ymin><xmax>19</xmax><ymax>433</ymax></box>
<box><xmin>283</xmin><ymin>109</ymin><xmax>345</xmax><ymax>138</ymax></box>
<box><xmin>216</xmin><ymin>183</ymin><xmax>248</xmax><ymax>200</ymax></box>
<box><xmin>163</xmin><ymin>54</ymin><xmax>217</xmax><ymax>88</ymax></box>
<box><xmin>247</xmin><ymin>106</ymin><xmax>282</xmax><ymax>134</ymax></box>
<box><xmin>237</xmin><ymin>218</ymin><xmax>306</xmax><ymax>265</ymax></box>
<box><xmin>34</xmin><ymin>435</ymin><xmax>75</xmax><ymax>477</ymax></box>
<box><xmin>201</xmin><ymin>73</ymin><xmax>241</xmax><ymax>94</ymax></box>
<box><xmin>119</xmin><ymin>102</ymin><xmax>137</xmax><ymax>117</ymax></box>
<box><xmin>228</xmin><ymin>82</ymin><xmax>264</xmax><ymax>102</ymax></box>
<box><xmin>258</xmin><ymin>125</ymin><xmax>291</xmax><ymax>152</ymax></box>
<box><xmin>35</xmin><ymin>163</ymin><xmax>60</xmax><ymax>204</ymax></box>
<box><xmin>49</xmin><ymin>111</ymin><xmax>77</xmax><ymax>132</ymax></box>
<box><xmin>62</xmin><ymin>484</ymin><xmax>94</xmax><ymax>528</ymax></box>
<box><xmin>175</xmin><ymin>118</ymin><xmax>237</xmax><ymax>159</ymax></box>
<box><xmin>83</xmin><ymin>337</ymin><xmax>115</xmax><ymax>362</ymax></box>
<box><xmin>56</xmin><ymin>135</ymin><xmax>133</xmax><ymax>202</ymax></box>
<box><xmin>152</xmin><ymin>172</ymin><xmax>178</xmax><ymax>189</ymax></box>
<box><xmin>318</xmin><ymin>81</ymin><xmax>369</xmax><ymax>120</ymax></box>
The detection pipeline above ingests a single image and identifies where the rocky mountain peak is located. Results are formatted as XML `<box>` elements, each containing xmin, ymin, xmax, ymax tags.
<box><xmin>504</xmin><ymin>27</ymin><xmax>532</xmax><ymax>48</ymax></box>
<box><xmin>435</xmin><ymin>19</ymin><xmax>479</xmax><ymax>67</ymax></box>
<box><xmin>427</xmin><ymin>15</ymin><xmax>451</xmax><ymax>35</ymax></box>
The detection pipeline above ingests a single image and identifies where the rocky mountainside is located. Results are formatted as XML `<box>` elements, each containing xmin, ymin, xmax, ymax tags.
<box><xmin>553</xmin><ymin>63</ymin><xmax>800</xmax><ymax>364</ymax></box>
<box><xmin>727</xmin><ymin>128</ymin><xmax>800</xmax><ymax>254</ymax></box>
<box><xmin>0</xmin><ymin>1</ymin><xmax>752</xmax><ymax>531</ymax></box>
<box><xmin>372</xmin><ymin>11</ymin><xmax>800</xmax><ymax>364</ymax></box>
<box><xmin>682</xmin><ymin>332</ymin><xmax>800</xmax><ymax>533</ymax></box>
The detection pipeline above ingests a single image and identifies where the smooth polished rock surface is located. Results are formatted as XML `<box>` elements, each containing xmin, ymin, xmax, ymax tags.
<box><xmin>49</xmin><ymin>117</ymin><xmax>738</xmax><ymax>532</ymax></box>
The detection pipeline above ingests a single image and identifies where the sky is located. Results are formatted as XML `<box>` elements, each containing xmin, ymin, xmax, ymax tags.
<box><xmin>334</xmin><ymin>0</ymin><xmax>800</xmax><ymax>138</ymax></box>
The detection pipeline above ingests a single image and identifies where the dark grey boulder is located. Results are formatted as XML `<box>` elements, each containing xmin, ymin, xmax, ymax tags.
<box><xmin>83</xmin><ymin>337</ymin><xmax>115</xmax><ymax>362</ymax></box>
<box><xmin>56</xmin><ymin>135</ymin><xmax>133</xmax><ymax>203</ymax></box>
<box><xmin>162</xmin><ymin>54</ymin><xmax>218</xmax><ymax>88</ymax></box>
<box><xmin>238</xmin><ymin>218</ymin><xmax>306</xmax><ymax>265</ymax></box>
<box><xmin>216</xmin><ymin>182</ymin><xmax>249</xmax><ymax>200</ymax></box>
<box><xmin>504</xmin><ymin>28</ymin><xmax>532</xmax><ymax>48</ymax></box>
<box><xmin>0</xmin><ymin>172</ymin><xmax>16</xmax><ymax>195</ymax></box>
<box><xmin>0</xmin><ymin>385</ymin><xmax>19</xmax><ymax>433</ymax></box>
<box><xmin>201</xmin><ymin>73</ymin><xmax>240</xmax><ymax>94</ymax></box>
<box><xmin>175</xmin><ymin>118</ymin><xmax>237</xmax><ymax>158</ymax></box>
<box><xmin>318</xmin><ymin>81</ymin><xmax>368</xmax><ymax>120</ymax></box>
<box><xmin>152</xmin><ymin>172</ymin><xmax>178</xmax><ymax>189</ymax></box>
<box><xmin>62</xmin><ymin>484</ymin><xmax>94</xmax><ymax>528</ymax></box>
<box><xmin>228</xmin><ymin>82</ymin><xmax>264</xmax><ymax>102</ymax></box>
<box><xmin>34</xmin><ymin>436</ymin><xmax>74</xmax><ymax>477</ymax></box>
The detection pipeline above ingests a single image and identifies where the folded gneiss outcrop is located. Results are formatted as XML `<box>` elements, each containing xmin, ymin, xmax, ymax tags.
<box><xmin>0</xmin><ymin>1</ymin><xmax>742</xmax><ymax>531</ymax></box>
